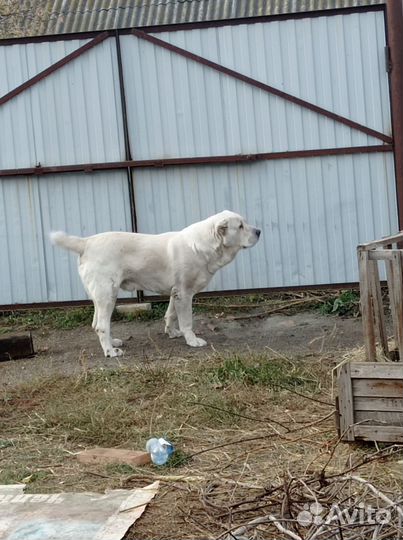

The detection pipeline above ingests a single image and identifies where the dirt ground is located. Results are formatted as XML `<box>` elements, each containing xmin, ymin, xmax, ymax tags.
<box><xmin>0</xmin><ymin>309</ymin><xmax>364</xmax><ymax>387</ymax></box>
<box><xmin>1</xmin><ymin>301</ymin><xmax>401</xmax><ymax>540</ymax></box>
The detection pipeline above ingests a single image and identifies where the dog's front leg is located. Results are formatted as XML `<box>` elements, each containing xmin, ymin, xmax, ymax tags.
<box><xmin>164</xmin><ymin>295</ymin><xmax>182</xmax><ymax>338</ymax></box>
<box><xmin>172</xmin><ymin>288</ymin><xmax>207</xmax><ymax>347</ymax></box>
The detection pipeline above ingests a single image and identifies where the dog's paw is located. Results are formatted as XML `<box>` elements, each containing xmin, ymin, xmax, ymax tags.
<box><xmin>186</xmin><ymin>336</ymin><xmax>207</xmax><ymax>347</ymax></box>
<box><xmin>165</xmin><ymin>327</ymin><xmax>182</xmax><ymax>339</ymax></box>
<box><xmin>112</xmin><ymin>338</ymin><xmax>123</xmax><ymax>347</ymax></box>
<box><xmin>106</xmin><ymin>348</ymin><xmax>123</xmax><ymax>357</ymax></box>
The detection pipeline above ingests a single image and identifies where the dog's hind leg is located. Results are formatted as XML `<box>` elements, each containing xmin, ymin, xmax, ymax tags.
<box><xmin>92</xmin><ymin>306</ymin><xmax>123</xmax><ymax>345</ymax></box>
<box><xmin>164</xmin><ymin>295</ymin><xmax>182</xmax><ymax>338</ymax></box>
<box><xmin>87</xmin><ymin>283</ymin><xmax>121</xmax><ymax>357</ymax></box>
<box><xmin>94</xmin><ymin>294</ymin><xmax>122</xmax><ymax>357</ymax></box>
<box><xmin>80</xmin><ymin>263</ymin><xmax>122</xmax><ymax>356</ymax></box>
<box><xmin>92</xmin><ymin>298</ymin><xmax>122</xmax><ymax>350</ymax></box>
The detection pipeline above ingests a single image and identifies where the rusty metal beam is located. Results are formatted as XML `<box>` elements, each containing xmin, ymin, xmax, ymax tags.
<box><xmin>0</xmin><ymin>145</ymin><xmax>393</xmax><ymax>178</ymax></box>
<box><xmin>386</xmin><ymin>0</ymin><xmax>403</xmax><ymax>229</ymax></box>
<box><xmin>0</xmin><ymin>32</ymin><xmax>111</xmax><ymax>107</ymax></box>
<box><xmin>132</xmin><ymin>29</ymin><xmax>392</xmax><ymax>145</ymax></box>
<box><xmin>115</xmin><ymin>31</ymin><xmax>138</xmax><ymax>234</ymax></box>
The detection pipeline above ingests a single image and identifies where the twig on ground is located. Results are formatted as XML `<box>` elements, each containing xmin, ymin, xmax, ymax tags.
<box><xmin>228</xmin><ymin>297</ymin><xmax>329</xmax><ymax>321</ymax></box>
<box><xmin>189</xmin><ymin>401</ymin><xmax>290</xmax><ymax>430</ymax></box>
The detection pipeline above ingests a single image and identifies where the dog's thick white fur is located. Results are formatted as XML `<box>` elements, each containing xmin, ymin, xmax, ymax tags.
<box><xmin>50</xmin><ymin>210</ymin><xmax>261</xmax><ymax>357</ymax></box>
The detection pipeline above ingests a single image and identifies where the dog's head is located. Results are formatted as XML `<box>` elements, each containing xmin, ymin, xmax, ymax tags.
<box><xmin>214</xmin><ymin>210</ymin><xmax>261</xmax><ymax>250</ymax></box>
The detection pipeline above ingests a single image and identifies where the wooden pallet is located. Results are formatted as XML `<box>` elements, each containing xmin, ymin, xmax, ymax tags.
<box><xmin>357</xmin><ymin>231</ymin><xmax>403</xmax><ymax>362</ymax></box>
<box><xmin>337</xmin><ymin>362</ymin><xmax>403</xmax><ymax>443</ymax></box>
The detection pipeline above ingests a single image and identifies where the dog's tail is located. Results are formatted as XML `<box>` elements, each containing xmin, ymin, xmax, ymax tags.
<box><xmin>49</xmin><ymin>231</ymin><xmax>87</xmax><ymax>255</ymax></box>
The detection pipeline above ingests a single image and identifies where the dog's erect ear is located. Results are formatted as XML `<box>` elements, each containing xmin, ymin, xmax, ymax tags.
<box><xmin>216</xmin><ymin>218</ymin><xmax>228</xmax><ymax>238</ymax></box>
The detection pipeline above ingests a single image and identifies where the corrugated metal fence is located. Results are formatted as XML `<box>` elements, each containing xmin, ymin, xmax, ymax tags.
<box><xmin>0</xmin><ymin>6</ymin><xmax>399</xmax><ymax>305</ymax></box>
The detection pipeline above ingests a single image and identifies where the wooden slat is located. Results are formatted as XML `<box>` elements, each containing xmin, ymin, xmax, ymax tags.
<box><xmin>353</xmin><ymin>378</ymin><xmax>403</xmax><ymax>398</ymax></box>
<box><xmin>385</xmin><ymin>260</ymin><xmax>398</xmax><ymax>354</ymax></box>
<box><xmin>359</xmin><ymin>232</ymin><xmax>403</xmax><ymax>249</ymax></box>
<box><xmin>338</xmin><ymin>363</ymin><xmax>355</xmax><ymax>441</ymax></box>
<box><xmin>358</xmin><ymin>249</ymin><xmax>377</xmax><ymax>361</ymax></box>
<box><xmin>390</xmin><ymin>251</ymin><xmax>403</xmax><ymax>357</ymax></box>
<box><xmin>369</xmin><ymin>260</ymin><xmax>389</xmax><ymax>358</ymax></box>
<box><xmin>334</xmin><ymin>396</ymin><xmax>341</xmax><ymax>437</ymax></box>
<box><xmin>355</xmin><ymin>410</ymin><xmax>403</xmax><ymax>426</ymax></box>
<box><xmin>353</xmin><ymin>425</ymin><xmax>403</xmax><ymax>443</ymax></box>
<box><xmin>355</xmin><ymin>396</ymin><xmax>403</xmax><ymax>412</ymax></box>
<box><xmin>368</xmin><ymin>249</ymin><xmax>398</xmax><ymax>260</ymax></box>
<box><xmin>350</xmin><ymin>363</ymin><xmax>403</xmax><ymax>379</ymax></box>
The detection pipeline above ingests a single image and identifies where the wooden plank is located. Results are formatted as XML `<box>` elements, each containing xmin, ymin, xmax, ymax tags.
<box><xmin>355</xmin><ymin>396</ymin><xmax>403</xmax><ymax>412</ymax></box>
<box><xmin>390</xmin><ymin>251</ymin><xmax>403</xmax><ymax>357</ymax></box>
<box><xmin>369</xmin><ymin>260</ymin><xmax>389</xmax><ymax>357</ymax></box>
<box><xmin>358</xmin><ymin>232</ymin><xmax>403</xmax><ymax>249</ymax></box>
<box><xmin>338</xmin><ymin>363</ymin><xmax>355</xmax><ymax>441</ymax></box>
<box><xmin>353</xmin><ymin>378</ymin><xmax>403</xmax><ymax>398</ymax></box>
<box><xmin>353</xmin><ymin>425</ymin><xmax>403</xmax><ymax>443</ymax></box>
<box><xmin>358</xmin><ymin>249</ymin><xmax>377</xmax><ymax>361</ymax></box>
<box><xmin>335</xmin><ymin>396</ymin><xmax>341</xmax><ymax>437</ymax></box>
<box><xmin>355</xmin><ymin>410</ymin><xmax>403</xmax><ymax>426</ymax></box>
<box><xmin>386</xmin><ymin>256</ymin><xmax>400</xmax><ymax>353</ymax></box>
<box><xmin>0</xmin><ymin>333</ymin><xmax>35</xmax><ymax>361</ymax></box>
<box><xmin>368</xmin><ymin>249</ymin><xmax>398</xmax><ymax>260</ymax></box>
<box><xmin>350</xmin><ymin>363</ymin><xmax>403</xmax><ymax>379</ymax></box>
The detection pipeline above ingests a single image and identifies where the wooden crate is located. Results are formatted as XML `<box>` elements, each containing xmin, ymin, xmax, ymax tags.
<box><xmin>357</xmin><ymin>231</ymin><xmax>403</xmax><ymax>362</ymax></box>
<box><xmin>337</xmin><ymin>362</ymin><xmax>403</xmax><ymax>443</ymax></box>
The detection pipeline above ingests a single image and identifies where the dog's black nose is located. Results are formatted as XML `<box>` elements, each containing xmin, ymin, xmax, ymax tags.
<box><xmin>256</xmin><ymin>229</ymin><xmax>261</xmax><ymax>238</ymax></box>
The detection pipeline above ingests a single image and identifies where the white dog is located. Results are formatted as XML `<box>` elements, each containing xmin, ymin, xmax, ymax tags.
<box><xmin>50</xmin><ymin>211</ymin><xmax>261</xmax><ymax>357</ymax></box>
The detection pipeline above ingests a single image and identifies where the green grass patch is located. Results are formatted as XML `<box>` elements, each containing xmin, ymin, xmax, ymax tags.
<box><xmin>0</xmin><ymin>307</ymin><xmax>94</xmax><ymax>333</ymax></box>
<box><xmin>106</xmin><ymin>463</ymin><xmax>136</xmax><ymax>476</ymax></box>
<box><xmin>165</xmin><ymin>448</ymin><xmax>192</xmax><ymax>468</ymax></box>
<box><xmin>208</xmin><ymin>354</ymin><xmax>319</xmax><ymax>392</ymax></box>
<box><xmin>0</xmin><ymin>353</ymin><xmax>321</xmax><ymax>455</ymax></box>
<box><xmin>0</xmin><ymin>466</ymin><xmax>49</xmax><ymax>485</ymax></box>
<box><xmin>319</xmin><ymin>290</ymin><xmax>360</xmax><ymax>317</ymax></box>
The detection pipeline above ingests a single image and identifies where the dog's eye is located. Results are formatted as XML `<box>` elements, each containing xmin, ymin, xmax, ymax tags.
<box><xmin>239</xmin><ymin>223</ymin><xmax>244</xmax><ymax>229</ymax></box>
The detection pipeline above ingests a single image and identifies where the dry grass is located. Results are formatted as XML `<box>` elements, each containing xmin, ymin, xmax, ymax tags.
<box><xmin>0</xmin><ymin>349</ymin><xmax>401</xmax><ymax>539</ymax></box>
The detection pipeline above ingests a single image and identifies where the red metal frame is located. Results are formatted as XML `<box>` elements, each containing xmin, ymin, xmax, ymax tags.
<box><xmin>386</xmin><ymin>0</ymin><xmax>403</xmax><ymax>229</ymax></box>
<box><xmin>0</xmin><ymin>4</ymin><xmax>400</xmax><ymax>308</ymax></box>
<box><xmin>0</xmin><ymin>16</ymin><xmax>393</xmax><ymax>176</ymax></box>
<box><xmin>0</xmin><ymin>145</ymin><xmax>393</xmax><ymax>178</ymax></box>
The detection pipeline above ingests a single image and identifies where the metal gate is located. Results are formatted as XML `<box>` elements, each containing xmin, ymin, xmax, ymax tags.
<box><xmin>0</xmin><ymin>6</ymin><xmax>400</xmax><ymax>306</ymax></box>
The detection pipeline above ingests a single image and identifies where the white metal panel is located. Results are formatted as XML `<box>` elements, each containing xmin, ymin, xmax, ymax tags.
<box><xmin>120</xmin><ymin>12</ymin><xmax>387</xmax><ymax>160</ymax></box>
<box><xmin>0</xmin><ymin>172</ymin><xmax>132</xmax><ymax>304</ymax></box>
<box><xmin>156</xmin><ymin>11</ymin><xmax>391</xmax><ymax>137</ymax></box>
<box><xmin>0</xmin><ymin>9</ymin><xmax>398</xmax><ymax>306</ymax></box>
<box><xmin>0</xmin><ymin>37</ymin><xmax>124</xmax><ymax>170</ymax></box>
<box><xmin>121</xmin><ymin>32</ymin><xmax>381</xmax><ymax>159</ymax></box>
<box><xmin>0</xmin><ymin>39</ymin><xmax>90</xmax><ymax>95</ymax></box>
<box><xmin>133</xmin><ymin>152</ymin><xmax>398</xmax><ymax>293</ymax></box>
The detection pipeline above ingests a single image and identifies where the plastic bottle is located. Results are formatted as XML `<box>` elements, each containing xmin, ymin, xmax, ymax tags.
<box><xmin>146</xmin><ymin>437</ymin><xmax>174</xmax><ymax>465</ymax></box>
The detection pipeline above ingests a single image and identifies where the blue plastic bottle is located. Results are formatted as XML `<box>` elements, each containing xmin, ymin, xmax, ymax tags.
<box><xmin>146</xmin><ymin>437</ymin><xmax>174</xmax><ymax>465</ymax></box>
